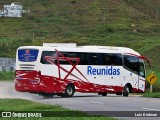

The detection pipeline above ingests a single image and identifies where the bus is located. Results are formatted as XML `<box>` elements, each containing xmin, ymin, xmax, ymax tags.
<box><xmin>15</xmin><ymin>43</ymin><xmax>150</xmax><ymax>97</ymax></box>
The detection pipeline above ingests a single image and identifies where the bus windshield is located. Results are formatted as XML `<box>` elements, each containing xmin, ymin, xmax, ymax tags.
<box><xmin>123</xmin><ymin>55</ymin><xmax>145</xmax><ymax>78</ymax></box>
<box><xmin>18</xmin><ymin>49</ymin><xmax>39</xmax><ymax>62</ymax></box>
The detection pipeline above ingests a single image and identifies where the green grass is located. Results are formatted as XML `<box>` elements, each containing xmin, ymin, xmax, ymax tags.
<box><xmin>143</xmin><ymin>92</ymin><xmax>160</xmax><ymax>98</ymax></box>
<box><xmin>0</xmin><ymin>98</ymin><xmax>116</xmax><ymax>120</ymax></box>
<box><xmin>0</xmin><ymin>72</ymin><xmax>15</xmax><ymax>81</ymax></box>
<box><xmin>0</xmin><ymin>0</ymin><xmax>160</xmax><ymax>96</ymax></box>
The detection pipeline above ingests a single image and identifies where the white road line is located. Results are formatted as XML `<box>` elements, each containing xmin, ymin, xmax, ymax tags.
<box><xmin>90</xmin><ymin>101</ymin><xmax>104</xmax><ymax>105</ymax></box>
<box><xmin>142</xmin><ymin>108</ymin><xmax>160</xmax><ymax>111</ymax></box>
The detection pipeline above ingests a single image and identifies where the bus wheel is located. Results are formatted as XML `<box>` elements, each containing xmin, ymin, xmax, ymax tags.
<box><xmin>64</xmin><ymin>84</ymin><xmax>75</xmax><ymax>97</ymax></box>
<box><xmin>123</xmin><ymin>85</ymin><xmax>129</xmax><ymax>97</ymax></box>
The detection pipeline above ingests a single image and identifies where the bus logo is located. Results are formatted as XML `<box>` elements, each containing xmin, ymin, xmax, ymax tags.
<box><xmin>25</xmin><ymin>49</ymin><xmax>30</xmax><ymax>54</ymax></box>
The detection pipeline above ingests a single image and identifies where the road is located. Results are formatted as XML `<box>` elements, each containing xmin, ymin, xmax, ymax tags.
<box><xmin>0</xmin><ymin>81</ymin><xmax>160</xmax><ymax>120</ymax></box>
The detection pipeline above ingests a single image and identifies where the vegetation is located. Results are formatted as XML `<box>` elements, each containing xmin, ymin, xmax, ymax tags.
<box><xmin>143</xmin><ymin>92</ymin><xmax>160</xmax><ymax>98</ymax></box>
<box><xmin>0</xmin><ymin>0</ymin><xmax>160</xmax><ymax>95</ymax></box>
<box><xmin>0</xmin><ymin>98</ymin><xmax>116</xmax><ymax>120</ymax></box>
<box><xmin>0</xmin><ymin>71</ymin><xmax>15</xmax><ymax>80</ymax></box>
<box><xmin>0</xmin><ymin>0</ymin><xmax>160</xmax><ymax>57</ymax></box>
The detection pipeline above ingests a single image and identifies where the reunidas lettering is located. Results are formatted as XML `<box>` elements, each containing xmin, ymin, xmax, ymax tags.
<box><xmin>87</xmin><ymin>66</ymin><xmax>120</xmax><ymax>75</ymax></box>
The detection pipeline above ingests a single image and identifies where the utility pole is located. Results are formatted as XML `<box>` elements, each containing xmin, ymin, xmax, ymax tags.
<box><xmin>32</xmin><ymin>32</ymin><xmax>34</xmax><ymax>46</ymax></box>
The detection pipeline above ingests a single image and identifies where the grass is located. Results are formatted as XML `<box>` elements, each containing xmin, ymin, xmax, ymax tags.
<box><xmin>0</xmin><ymin>71</ymin><xmax>15</xmax><ymax>81</ymax></box>
<box><xmin>0</xmin><ymin>98</ymin><xmax>116</xmax><ymax>120</ymax></box>
<box><xmin>0</xmin><ymin>0</ymin><xmax>160</xmax><ymax>97</ymax></box>
<box><xmin>143</xmin><ymin>92</ymin><xmax>160</xmax><ymax>98</ymax></box>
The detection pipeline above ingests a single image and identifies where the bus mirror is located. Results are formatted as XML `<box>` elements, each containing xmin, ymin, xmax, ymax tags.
<box><xmin>125</xmin><ymin>53</ymin><xmax>151</xmax><ymax>67</ymax></box>
<box><xmin>139</xmin><ymin>56</ymin><xmax>151</xmax><ymax>68</ymax></box>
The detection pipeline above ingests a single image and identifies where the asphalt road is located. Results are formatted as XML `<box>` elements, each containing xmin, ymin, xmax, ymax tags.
<box><xmin>0</xmin><ymin>81</ymin><xmax>160</xmax><ymax>120</ymax></box>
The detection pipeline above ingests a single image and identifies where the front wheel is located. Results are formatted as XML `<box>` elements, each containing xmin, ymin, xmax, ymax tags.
<box><xmin>123</xmin><ymin>85</ymin><xmax>129</xmax><ymax>97</ymax></box>
<box><xmin>63</xmin><ymin>84</ymin><xmax>75</xmax><ymax>97</ymax></box>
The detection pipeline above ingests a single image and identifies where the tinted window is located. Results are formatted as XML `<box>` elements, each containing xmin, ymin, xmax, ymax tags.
<box><xmin>41</xmin><ymin>51</ymin><xmax>122</xmax><ymax>66</ymax></box>
<box><xmin>103</xmin><ymin>54</ymin><xmax>122</xmax><ymax>65</ymax></box>
<box><xmin>18</xmin><ymin>49</ymin><xmax>39</xmax><ymax>62</ymax></box>
<box><xmin>123</xmin><ymin>55</ymin><xmax>139</xmax><ymax>73</ymax></box>
<box><xmin>60</xmin><ymin>52</ymin><xmax>79</xmax><ymax>64</ymax></box>
<box><xmin>41</xmin><ymin>51</ymin><xmax>56</xmax><ymax>64</ymax></box>
<box><xmin>79</xmin><ymin>53</ymin><xmax>88</xmax><ymax>65</ymax></box>
<box><xmin>79</xmin><ymin>53</ymin><xmax>103</xmax><ymax>65</ymax></box>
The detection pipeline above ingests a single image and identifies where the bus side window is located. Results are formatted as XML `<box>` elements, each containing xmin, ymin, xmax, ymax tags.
<box><xmin>103</xmin><ymin>54</ymin><xmax>122</xmax><ymax>65</ymax></box>
<box><xmin>59</xmin><ymin>52</ymin><xmax>79</xmax><ymax>64</ymax></box>
<box><xmin>104</xmin><ymin>54</ymin><xmax>111</xmax><ymax>65</ymax></box>
<box><xmin>111</xmin><ymin>54</ymin><xmax>122</xmax><ymax>65</ymax></box>
<box><xmin>41</xmin><ymin>51</ymin><xmax>56</xmax><ymax>64</ymax></box>
<box><xmin>97</xmin><ymin>54</ymin><xmax>104</xmax><ymax>65</ymax></box>
<box><xmin>79</xmin><ymin>53</ymin><xmax>88</xmax><ymax>65</ymax></box>
<box><xmin>68</xmin><ymin>52</ymin><xmax>78</xmax><ymax>64</ymax></box>
<box><xmin>59</xmin><ymin>52</ymin><xmax>69</xmax><ymax>64</ymax></box>
<box><xmin>91</xmin><ymin>54</ymin><xmax>98</xmax><ymax>65</ymax></box>
<box><xmin>86</xmin><ymin>53</ymin><xmax>99</xmax><ymax>65</ymax></box>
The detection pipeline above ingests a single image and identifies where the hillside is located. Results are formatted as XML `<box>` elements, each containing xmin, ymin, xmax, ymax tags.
<box><xmin>0</xmin><ymin>0</ymin><xmax>160</xmax><ymax>72</ymax></box>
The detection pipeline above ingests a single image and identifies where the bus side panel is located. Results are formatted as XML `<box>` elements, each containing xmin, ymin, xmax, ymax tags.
<box><xmin>40</xmin><ymin>65</ymin><xmax>125</xmax><ymax>93</ymax></box>
<box><xmin>15</xmin><ymin>63</ymin><xmax>145</xmax><ymax>94</ymax></box>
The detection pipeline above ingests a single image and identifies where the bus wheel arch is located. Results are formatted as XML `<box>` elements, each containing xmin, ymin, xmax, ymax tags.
<box><xmin>123</xmin><ymin>83</ymin><xmax>132</xmax><ymax>97</ymax></box>
<box><xmin>63</xmin><ymin>83</ymin><xmax>75</xmax><ymax>97</ymax></box>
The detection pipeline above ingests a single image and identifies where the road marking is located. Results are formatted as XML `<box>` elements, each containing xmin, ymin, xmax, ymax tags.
<box><xmin>90</xmin><ymin>101</ymin><xmax>103</xmax><ymax>105</ymax></box>
<box><xmin>142</xmin><ymin>108</ymin><xmax>160</xmax><ymax>111</ymax></box>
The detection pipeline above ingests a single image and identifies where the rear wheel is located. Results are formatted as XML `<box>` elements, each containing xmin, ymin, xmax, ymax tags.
<box><xmin>63</xmin><ymin>84</ymin><xmax>75</xmax><ymax>97</ymax></box>
<box><xmin>123</xmin><ymin>85</ymin><xmax>129</xmax><ymax>97</ymax></box>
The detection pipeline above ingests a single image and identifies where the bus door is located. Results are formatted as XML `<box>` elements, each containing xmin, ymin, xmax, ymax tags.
<box><xmin>138</xmin><ymin>59</ymin><xmax>146</xmax><ymax>92</ymax></box>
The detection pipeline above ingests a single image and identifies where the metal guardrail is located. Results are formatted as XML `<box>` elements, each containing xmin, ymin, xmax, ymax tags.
<box><xmin>0</xmin><ymin>58</ymin><xmax>15</xmax><ymax>71</ymax></box>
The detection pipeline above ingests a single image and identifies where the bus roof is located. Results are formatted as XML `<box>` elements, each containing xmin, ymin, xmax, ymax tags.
<box><xmin>17</xmin><ymin>45</ymin><xmax>140</xmax><ymax>55</ymax></box>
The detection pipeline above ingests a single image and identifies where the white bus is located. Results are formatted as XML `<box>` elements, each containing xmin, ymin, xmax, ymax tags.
<box><xmin>15</xmin><ymin>43</ymin><xmax>150</xmax><ymax>97</ymax></box>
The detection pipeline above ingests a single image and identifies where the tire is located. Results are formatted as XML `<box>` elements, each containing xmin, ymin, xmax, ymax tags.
<box><xmin>123</xmin><ymin>85</ymin><xmax>129</xmax><ymax>97</ymax></box>
<box><xmin>63</xmin><ymin>84</ymin><xmax>75</xmax><ymax>97</ymax></box>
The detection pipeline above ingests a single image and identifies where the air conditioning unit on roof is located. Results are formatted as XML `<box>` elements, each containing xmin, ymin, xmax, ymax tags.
<box><xmin>43</xmin><ymin>43</ymin><xmax>77</xmax><ymax>48</ymax></box>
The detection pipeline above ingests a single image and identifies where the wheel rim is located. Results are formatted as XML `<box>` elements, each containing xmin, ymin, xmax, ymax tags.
<box><xmin>126</xmin><ymin>87</ymin><xmax>129</xmax><ymax>93</ymax></box>
<box><xmin>67</xmin><ymin>86</ymin><xmax>73</xmax><ymax>96</ymax></box>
